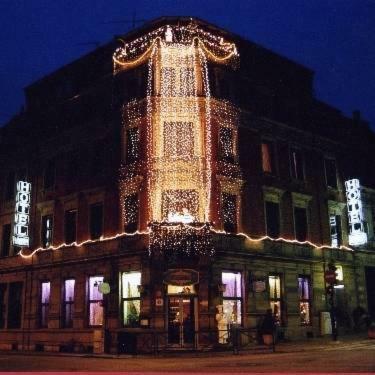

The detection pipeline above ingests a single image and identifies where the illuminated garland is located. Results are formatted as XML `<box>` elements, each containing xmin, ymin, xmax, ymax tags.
<box><xmin>18</xmin><ymin>227</ymin><xmax>353</xmax><ymax>259</ymax></box>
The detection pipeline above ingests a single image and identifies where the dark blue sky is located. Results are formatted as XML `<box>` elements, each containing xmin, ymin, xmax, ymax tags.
<box><xmin>1</xmin><ymin>0</ymin><xmax>374</xmax><ymax>129</ymax></box>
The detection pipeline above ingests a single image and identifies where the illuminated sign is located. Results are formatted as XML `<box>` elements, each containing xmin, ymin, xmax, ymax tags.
<box><xmin>345</xmin><ymin>179</ymin><xmax>367</xmax><ymax>246</ymax></box>
<box><xmin>13</xmin><ymin>181</ymin><xmax>31</xmax><ymax>247</ymax></box>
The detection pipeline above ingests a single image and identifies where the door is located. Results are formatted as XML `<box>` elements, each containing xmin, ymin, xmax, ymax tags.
<box><xmin>168</xmin><ymin>296</ymin><xmax>195</xmax><ymax>347</ymax></box>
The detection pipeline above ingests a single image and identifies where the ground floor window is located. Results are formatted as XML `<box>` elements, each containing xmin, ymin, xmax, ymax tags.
<box><xmin>88</xmin><ymin>276</ymin><xmax>103</xmax><ymax>326</ymax></box>
<box><xmin>222</xmin><ymin>271</ymin><xmax>242</xmax><ymax>325</ymax></box>
<box><xmin>269</xmin><ymin>275</ymin><xmax>282</xmax><ymax>325</ymax></box>
<box><xmin>63</xmin><ymin>279</ymin><xmax>75</xmax><ymax>328</ymax></box>
<box><xmin>122</xmin><ymin>272</ymin><xmax>141</xmax><ymax>326</ymax></box>
<box><xmin>40</xmin><ymin>281</ymin><xmax>50</xmax><ymax>328</ymax></box>
<box><xmin>298</xmin><ymin>275</ymin><xmax>311</xmax><ymax>325</ymax></box>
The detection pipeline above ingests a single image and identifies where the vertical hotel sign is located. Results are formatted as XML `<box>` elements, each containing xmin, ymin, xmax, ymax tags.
<box><xmin>345</xmin><ymin>178</ymin><xmax>367</xmax><ymax>246</ymax></box>
<box><xmin>13</xmin><ymin>181</ymin><xmax>31</xmax><ymax>247</ymax></box>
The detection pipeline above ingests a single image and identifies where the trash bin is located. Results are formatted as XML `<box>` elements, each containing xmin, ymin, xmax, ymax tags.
<box><xmin>320</xmin><ymin>312</ymin><xmax>332</xmax><ymax>335</ymax></box>
<box><xmin>117</xmin><ymin>332</ymin><xmax>137</xmax><ymax>354</ymax></box>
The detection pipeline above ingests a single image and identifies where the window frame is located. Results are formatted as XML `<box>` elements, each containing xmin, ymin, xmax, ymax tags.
<box><xmin>64</xmin><ymin>209</ymin><xmax>77</xmax><ymax>244</ymax></box>
<box><xmin>222</xmin><ymin>271</ymin><xmax>243</xmax><ymax>326</ymax></box>
<box><xmin>298</xmin><ymin>275</ymin><xmax>312</xmax><ymax>326</ymax></box>
<box><xmin>88</xmin><ymin>276</ymin><xmax>104</xmax><ymax>327</ymax></box>
<box><xmin>264</xmin><ymin>200</ymin><xmax>281</xmax><ymax>238</ymax></box>
<box><xmin>268</xmin><ymin>274</ymin><xmax>284</xmax><ymax>325</ymax></box>
<box><xmin>294</xmin><ymin>206</ymin><xmax>309</xmax><ymax>242</ymax></box>
<box><xmin>121</xmin><ymin>271</ymin><xmax>142</xmax><ymax>327</ymax></box>
<box><xmin>218</xmin><ymin>126</ymin><xmax>236</xmax><ymax>163</ymax></box>
<box><xmin>39</xmin><ymin>281</ymin><xmax>51</xmax><ymax>328</ymax></box>
<box><xmin>62</xmin><ymin>279</ymin><xmax>75</xmax><ymax>328</ymax></box>
<box><xmin>261</xmin><ymin>140</ymin><xmax>276</xmax><ymax>175</ymax></box>
<box><xmin>290</xmin><ymin>148</ymin><xmax>305</xmax><ymax>181</ymax></box>
<box><xmin>89</xmin><ymin>202</ymin><xmax>104</xmax><ymax>240</ymax></box>
<box><xmin>41</xmin><ymin>214</ymin><xmax>54</xmax><ymax>248</ymax></box>
<box><xmin>123</xmin><ymin>193</ymin><xmax>139</xmax><ymax>233</ymax></box>
<box><xmin>324</xmin><ymin>158</ymin><xmax>338</xmax><ymax>189</ymax></box>
<box><xmin>221</xmin><ymin>192</ymin><xmax>238</xmax><ymax>233</ymax></box>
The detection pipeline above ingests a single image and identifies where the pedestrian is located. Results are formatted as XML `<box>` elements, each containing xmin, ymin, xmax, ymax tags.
<box><xmin>260</xmin><ymin>309</ymin><xmax>276</xmax><ymax>345</ymax></box>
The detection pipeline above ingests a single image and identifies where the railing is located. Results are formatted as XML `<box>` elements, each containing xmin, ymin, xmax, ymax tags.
<box><xmin>117</xmin><ymin>327</ymin><xmax>275</xmax><ymax>355</ymax></box>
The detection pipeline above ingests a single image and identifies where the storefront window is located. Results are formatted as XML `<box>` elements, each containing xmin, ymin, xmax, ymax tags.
<box><xmin>40</xmin><ymin>281</ymin><xmax>50</xmax><ymax>328</ymax></box>
<box><xmin>298</xmin><ymin>276</ymin><xmax>311</xmax><ymax>325</ymax></box>
<box><xmin>122</xmin><ymin>272</ymin><xmax>141</xmax><ymax>326</ymax></box>
<box><xmin>269</xmin><ymin>275</ymin><xmax>282</xmax><ymax>324</ymax></box>
<box><xmin>63</xmin><ymin>279</ymin><xmax>75</xmax><ymax>328</ymax></box>
<box><xmin>88</xmin><ymin>276</ymin><xmax>103</xmax><ymax>326</ymax></box>
<box><xmin>222</xmin><ymin>271</ymin><xmax>242</xmax><ymax>325</ymax></box>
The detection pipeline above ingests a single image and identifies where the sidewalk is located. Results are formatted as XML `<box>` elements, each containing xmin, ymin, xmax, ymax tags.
<box><xmin>0</xmin><ymin>333</ymin><xmax>372</xmax><ymax>359</ymax></box>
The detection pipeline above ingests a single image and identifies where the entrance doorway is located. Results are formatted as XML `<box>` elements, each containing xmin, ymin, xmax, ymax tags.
<box><xmin>167</xmin><ymin>285</ymin><xmax>197</xmax><ymax>347</ymax></box>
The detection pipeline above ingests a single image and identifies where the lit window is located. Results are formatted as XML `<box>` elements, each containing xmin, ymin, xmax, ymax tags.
<box><xmin>269</xmin><ymin>275</ymin><xmax>282</xmax><ymax>325</ymax></box>
<box><xmin>261</xmin><ymin>142</ymin><xmax>275</xmax><ymax>173</ymax></box>
<box><xmin>265</xmin><ymin>201</ymin><xmax>280</xmax><ymax>238</ymax></box>
<box><xmin>63</xmin><ymin>279</ymin><xmax>75</xmax><ymax>328</ymax></box>
<box><xmin>64</xmin><ymin>210</ymin><xmax>77</xmax><ymax>244</ymax></box>
<box><xmin>298</xmin><ymin>276</ymin><xmax>311</xmax><ymax>325</ymax></box>
<box><xmin>126</xmin><ymin>127</ymin><xmax>140</xmax><ymax>164</ymax></box>
<box><xmin>329</xmin><ymin>214</ymin><xmax>342</xmax><ymax>247</ymax></box>
<box><xmin>40</xmin><ymin>281</ymin><xmax>50</xmax><ymax>328</ymax></box>
<box><xmin>89</xmin><ymin>203</ymin><xmax>103</xmax><ymax>240</ymax></box>
<box><xmin>88</xmin><ymin>276</ymin><xmax>103</xmax><ymax>326</ymax></box>
<box><xmin>290</xmin><ymin>149</ymin><xmax>304</xmax><ymax>180</ymax></box>
<box><xmin>0</xmin><ymin>284</ymin><xmax>6</xmax><ymax>329</ymax></box>
<box><xmin>222</xmin><ymin>272</ymin><xmax>242</xmax><ymax>325</ymax></box>
<box><xmin>162</xmin><ymin>189</ymin><xmax>199</xmax><ymax>223</ymax></box>
<box><xmin>294</xmin><ymin>207</ymin><xmax>308</xmax><ymax>242</ymax></box>
<box><xmin>41</xmin><ymin>215</ymin><xmax>53</xmax><ymax>248</ymax></box>
<box><xmin>124</xmin><ymin>194</ymin><xmax>138</xmax><ymax>232</ymax></box>
<box><xmin>324</xmin><ymin>159</ymin><xmax>337</xmax><ymax>189</ymax></box>
<box><xmin>222</xmin><ymin>193</ymin><xmax>237</xmax><ymax>233</ymax></box>
<box><xmin>180</xmin><ymin>67</ymin><xmax>195</xmax><ymax>96</ymax></box>
<box><xmin>7</xmin><ymin>282</ymin><xmax>22</xmax><ymax>329</ymax></box>
<box><xmin>161</xmin><ymin>67</ymin><xmax>176</xmax><ymax>96</ymax></box>
<box><xmin>1</xmin><ymin>224</ymin><xmax>11</xmax><ymax>257</ymax></box>
<box><xmin>163</xmin><ymin>121</ymin><xmax>194</xmax><ymax>159</ymax></box>
<box><xmin>122</xmin><ymin>272</ymin><xmax>141</xmax><ymax>326</ymax></box>
<box><xmin>219</xmin><ymin>127</ymin><xmax>235</xmax><ymax>163</ymax></box>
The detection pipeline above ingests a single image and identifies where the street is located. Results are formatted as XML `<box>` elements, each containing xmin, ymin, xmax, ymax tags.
<box><xmin>0</xmin><ymin>338</ymin><xmax>374</xmax><ymax>372</ymax></box>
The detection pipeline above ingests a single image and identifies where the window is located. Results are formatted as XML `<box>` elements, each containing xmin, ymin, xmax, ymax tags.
<box><xmin>163</xmin><ymin>122</ymin><xmax>194</xmax><ymax>159</ymax></box>
<box><xmin>298</xmin><ymin>276</ymin><xmax>311</xmax><ymax>325</ymax></box>
<box><xmin>64</xmin><ymin>210</ymin><xmax>77</xmax><ymax>244</ymax></box>
<box><xmin>126</xmin><ymin>127</ymin><xmax>140</xmax><ymax>164</ymax></box>
<box><xmin>1</xmin><ymin>224</ymin><xmax>11</xmax><ymax>257</ymax></box>
<box><xmin>88</xmin><ymin>276</ymin><xmax>103</xmax><ymax>326</ymax></box>
<box><xmin>329</xmin><ymin>214</ymin><xmax>342</xmax><ymax>247</ymax></box>
<box><xmin>222</xmin><ymin>193</ymin><xmax>237</xmax><ymax>233</ymax></box>
<box><xmin>62</xmin><ymin>279</ymin><xmax>75</xmax><ymax>328</ymax></box>
<box><xmin>124</xmin><ymin>194</ymin><xmax>138</xmax><ymax>233</ymax></box>
<box><xmin>7</xmin><ymin>282</ymin><xmax>22</xmax><ymax>329</ymax></box>
<box><xmin>219</xmin><ymin>127</ymin><xmax>235</xmax><ymax>163</ymax></box>
<box><xmin>180</xmin><ymin>67</ymin><xmax>195</xmax><ymax>96</ymax></box>
<box><xmin>269</xmin><ymin>275</ymin><xmax>282</xmax><ymax>325</ymax></box>
<box><xmin>161</xmin><ymin>67</ymin><xmax>176</xmax><ymax>96</ymax></box>
<box><xmin>5</xmin><ymin>171</ymin><xmax>15</xmax><ymax>201</ymax></box>
<box><xmin>122</xmin><ymin>272</ymin><xmax>141</xmax><ymax>326</ymax></box>
<box><xmin>0</xmin><ymin>284</ymin><xmax>6</xmax><ymax>329</ymax></box>
<box><xmin>40</xmin><ymin>281</ymin><xmax>50</xmax><ymax>328</ymax></box>
<box><xmin>294</xmin><ymin>207</ymin><xmax>308</xmax><ymax>242</ymax></box>
<box><xmin>41</xmin><ymin>215</ymin><xmax>53</xmax><ymax>248</ymax></box>
<box><xmin>222</xmin><ymin>271</ymin><xmax>242</xmax><ymax>325</ymax></box>
<box><xmin>89</xmin><ymin>203</ymin><xmax>103</xmax><ymax>240</ymax></box>
<box><xmin>324</xmin><ymin>159</ymin><xmax>337</xmax><ymax>189</ymax></box>
<box><xmin>265</xmin><ymin>201</ymin><xmax>280</xmax><ymax>238</ymax></box>
<box><xmin>44</xmin><ymin>160</ymin><xmax>55</xmax><ymax>190</ymax></box>
<box><xmin>261</xmin><ymin>141</ymin><xmax>275</xmax><ymax>174</ymax></box>
<box><xmin>162</xmin><ymin>189</ymin><xmax>199</xmax><ymax>222</ymax></box>
<box><xmin>290</xmin><ymin>148</ymin><xmax>304</xmax><ymax>180</ymax></box>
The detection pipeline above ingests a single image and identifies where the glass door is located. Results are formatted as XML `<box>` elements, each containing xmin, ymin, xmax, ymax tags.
<box><xmin>167</xmin><ymin>296</ymin><xmax>195</xmax><ymax>347</ymax></box>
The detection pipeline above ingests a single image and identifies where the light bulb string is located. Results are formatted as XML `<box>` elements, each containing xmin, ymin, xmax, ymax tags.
<box><xmin>18</xmin><ymin>225</ymin><xmax>353</xmax><ymax>259</ymax></box>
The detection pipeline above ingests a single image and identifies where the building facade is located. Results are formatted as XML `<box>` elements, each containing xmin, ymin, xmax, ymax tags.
<box><xmin>0</xmin><ymin>17</ymin><xmax>375</xmax><ymax>353</ymax></box>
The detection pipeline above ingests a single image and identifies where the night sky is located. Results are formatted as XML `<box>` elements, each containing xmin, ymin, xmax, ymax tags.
<box><xmin>1</xmin><ymin>0</ymin><xmax>374</xmax><ymax>130</ymax></box>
